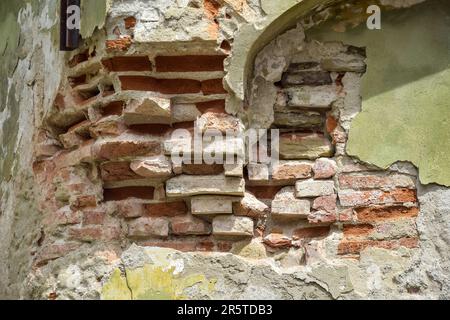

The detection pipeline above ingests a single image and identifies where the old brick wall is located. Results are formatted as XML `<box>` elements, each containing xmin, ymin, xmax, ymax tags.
<box><xmin>2</xmin><ymin>0</ymin><xmax>446</xmax><ymax>299</ymax></box>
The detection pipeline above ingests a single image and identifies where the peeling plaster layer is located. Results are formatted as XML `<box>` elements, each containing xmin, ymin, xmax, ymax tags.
<box><xmin>307</xmin><ymin>0</ymin><xmax>450</xmax><ymax>186</ymax></box>
<box><xmin>0</xmin><ymin>0</ymin><xmax>63</xmax><ymax>298</ymax></box>
<box><xmin>80</xmin><ymin>0</ymin><xmax>109</xmax><ymax>39</ymax></box>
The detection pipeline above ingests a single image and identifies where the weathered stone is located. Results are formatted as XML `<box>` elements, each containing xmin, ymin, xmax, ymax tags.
<box><xmin>171</xmin><ymin>103</ymin><xmax>201</xmax><ymax>123</ymax></box>
<box><xmin>93</xmin><ymin>139</ymin><xmax>161</xmax><ymax>160</ymax></box>
<box><xmin>247</xmin><ymin>164</ymin><xmax>269</xmax><ymax>182</ymax></box>
<box><xmin>213</xmin><ymin>216</ymin><xmax>254</xmax><ymax>238</ymax></box>
<box><xmin>272</xmin><ymin>161</ymin><xmax>313</xmax><ymax>183</ymax></box>
<box><xmin>321</xmin><ymin>58</ymin><xmax>366</xmax><ymax>73</ymax></box>
<box><xmin>197</xmin><ymin>112</ymin><xmax>242</xmax><ymax>134</ymax></box>
<box><xmin>272</xmin><ymin>187</ymin><xmax>311</xmax><ymax>218</ymax></box>
<box><xmin>123</xmin><ymin>97</ymin><xmax>171</xmax><ymax>125</ymax></box>
<box><xmin>296</xmin><ymin>180</ymin><xmax>335</xmax><ymax>198</ymax></box>
<box><xmin>224</xmin><ymin>163</ymin><xmax>243</xmax><ymax>177</ymax></box>
<box><xmin>313</xmin><ymin>158</ymin><xmax>337</xmax><ymax>179</ymax></box>
<box><xmin>128</xmin><ymin>217</ymin><xmax>169</xmax><ymax>238</ymax></box>
<box><xmin>273</xmin><ymin>111</ymin><xmax>323</xmax><ymax>128</ymax></box>
<box><xmin>89</xmin><ymin>116</ymin><xmax>125</xmax><ymax>138</ymax></box>
<box><xmin>170</xmin><ymin>215</ymin><xmax>211</xmax><ymax>235</ymax></box>
<box><xmin>279</xmin><ymin>133</ymin><xmax>333</xmax><ymax>160</ymax></box>
<box><xmin>130</xmin><ymin>156</ymin><xmax>172</xmax><ymax>178</ymax></box>
<box><xmin>285</xmin><ymin>86</ymin><xmax>338</xmax><ymax>109</ymax></box>
<box><xmin>117</xmin><ymin>200</ymin><xmax>144</xmax><ymax>218</ymax></box>
<box><xmin>166</xmin><ymin>174</ymin><xmax>245</xmax><ymax>197</ymax></box>
<box><xmin>191</xmin><ymin>196</ymin><xmax>233</xmax><ymax>215</ymax></box>
<box><xmin>233</xmin><ymin>192</ymin><xmax>268</xmax><ymax>218</ymax></box>
<box><xmin>281</xmin><ymin>71</ymin><xmax>332</xmax><ymax>86</ymax></box>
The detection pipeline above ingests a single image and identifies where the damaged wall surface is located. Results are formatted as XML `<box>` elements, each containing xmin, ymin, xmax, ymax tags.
<box><xmin>0</xmin><ymin>0</ymin><xmax>449</xmax><ymax>300</ymax></box>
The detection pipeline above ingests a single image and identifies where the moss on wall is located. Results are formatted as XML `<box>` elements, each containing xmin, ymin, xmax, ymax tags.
<box><xmin>307</xmin><ymin>0</ymin><xmax>450</xmax><ymax>185</ymax></box>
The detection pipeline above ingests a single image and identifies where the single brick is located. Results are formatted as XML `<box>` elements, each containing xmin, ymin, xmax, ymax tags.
<box><xmin>170</xmin><ymin>215</ymin><xmax>211</xmax><ymax>235</ymax></box>
<box><xmin>119</xmin><ymin>76</ymin><xmax>201</xmax><ymax>94</ymax></box>
<box><xmin>296</xmin><ymin>180</ymin><xmax>335</xmax><ymax>198</ymax></box>
<box><xmin>355</xmin><ymin>206</ymin><xmax>419</xmax><ymax>223</ymax></box>
<box><xmin>338</xmin><ymin>189</ymin><xmax>417</xmax><ymax>207</ymax></box>
<box><xmin>143</xmin><ymin>201</ymin><xmax>187</xmax><ymax>217</ymax></box>
<box><xmin>313</xmin><ymin>158</ymin><xmax>337</xmax><ymax>179</ymax></box>
<box><xmin>102</xmin><ymin>56</ymin><xmax>152</xmax><ymax>72</ymax></box>
<box><xmin>155</xmin><ymin>55</ymin><xmax>226</xmax><ymax>72</ymax></box>
<box><xmin>128</xmin><ymin>217</ymin><xmax>169</xmax><ymax>238</ymax></box>
<box><xmin>103</xmin><ymin>186</ymin><xmax>155</xmax><ymax>201</ymax></box>
<box><xmin>213</xmin><ymin>216</ymin><xmax>254</xmax><ymax>238</ymax></box>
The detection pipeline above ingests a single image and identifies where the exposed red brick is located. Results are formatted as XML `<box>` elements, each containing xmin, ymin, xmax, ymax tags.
<box><xmin>155</xmin><ymin>55</ymin><xmax>225</xmax><ymax>72</ymax></box>
<box><xmin>127</xmin><ymin>124</ymin><xmax>173</xmax><ymax>135</ymax></box>
<box><xmin>71</xmin><ymin>195</ymin><xmax>98</xmax><ymax>209</ymax></box>
<box><xmin>170</xmin><ymin>215</ymin><xmax>211</xmax><ymax>235</ymax></box>
<box><xmin>102</xmin><ymin>56</ymin><xmax>152</xmax><ymax>72</ymax></box>
<box><xmin>69</xmin><ymin>225</ymin><xmax>121</xmax><ymax>242</ymax></box>
<box><xmin>313</xmin><ymin>158</ymin><xmax>337</xmax><ymax>179</ymax></box>
<box><xmin>128</xmin><ymin>217</ymin><xmax>169</xmax><ymax>238</ymax></box>
<box><xmin>124</xmin><ymin>16</ymin><xmax>136</xmax><ymax>29</ymax></box>
<box><xmin>246</xmin><ymin>186</ymin><xmax>283</xmax><ymax>200</ymax></box>
<box><xmin>326</xmin><ymin>115</ymin><xmax>338</xmax><ymax>134</ymax></box>
<box><xmin>101</xmin><ymin>101</ymin><xmax>124</xmax><ymax>116</ymax></box>
<box><xmin>307</xmin><ymin>211</ymin><xmax>337</xmax><ymax>224</ymax></box>
<box><xmin>106</xmin><ymin>36</ymin><xmax>133</xmax><ymax>52</ymax></box>
<box><xmin>82</xmin><ymin>209</ymin><xmax>106</xmax><ymax>225</ymax></box>
<box><xmin>68</xmin><ymin>74</ymin><xmax>87</xmax><ymax>87</ymax></box>
<box><xmin>343</xmin><ymin>224</ymin><xmax>375</xmax><ymax>238</ymax></box>
<box><xmin>338</xmin><ymin>237</ymin><xmax>419</xmax><ymax>255</ymax></box>
<box><xmin>339</xmin><ymin>189</ymin><xmax>417</xmax><ymax>207</ymax></box>
<box><xmin>100</xmin><ymin>161</ymin><xmax>142</xmax><ymax>182</ymax></box>
<box><xmin>204</xmin><ymin>0</ymin><xmax>221</xmax><ymax>19</ymax></box>
<box><xmin>339</xmin><ymin>209</ymin><xmax>354</xmax><ymax>222</ymax></box>
<box><xmin>104</xmin><ymin>186</ymin><xmax>155</xmax><ymax>201</ymax></box>
<box><xmin>68</xmin><ymin>50</ymin><xmax>89</xmax><ymax>67</ymax></box>
<box><xmin>263</xmin><ymin>233</ymin><xmax>292</xmax><ymax>248</ymax></box>
<box><xmin>293</xmin><ymin>226</ymin><xmax>330</xmax><ymax>239</ymax></box>
<box><xmin>143</xmin><ymin>201</ymin><xmax>187</xmax><ymax>217</ymax></box>
<box><xmin>44</xmin><ymin>206</ymin><xmax>81</xmax><ymax>227</ymax></box>
<box><xmin>355</xmin><ymin>206</ymin><xmax>419</xmax><ymax>223</ymax></box>
<box><xmin>339</xmin><ymin>174</ymin><xmax>415</xmax><ymax>190</ymax></box>
<box><xmin>272</xmin><ymin>162</ymin><xmax>312</xmax><ymax>182</ymax></box>
<box><xmin>93</xmin><ymin>140</ymin><xmax>161</xmax><ymax>160</ymax></box>
<box><xmin>117</xmin><ymin>201</ymin><xmax>144</xmax><ymax>218</ymax></box>
<box><xmin>201</xmin><ymin>79</ymin><xmax>227</xmax><ymax>95</ymax></box>
<box><xmin>182</xmin><ymin>163</ymin><xmax>224</xmax><ymax>175</ymax></box>
<box><xmin>312</xmin><ymin>195</ymin><xmax>337</xmax><ymax>213</ymax></box>
<box><xmin>220</xmin><ymin>40</ymin><xmax>231</xmax><ymax>53</ymax></box>
<box><xmin>195</xmin><ymin>100</ymin><xmax>226</xmax><ymax>113</ymax></box>
<box><xmin>119</xmin><ymin>76</ymin><xmax>202</xmax><ymax>94</ymax></box>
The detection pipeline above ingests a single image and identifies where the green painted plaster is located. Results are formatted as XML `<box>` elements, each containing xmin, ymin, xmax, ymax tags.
<box><xmin>306</xmin><ymin>0</ymin><xmax>450</xmax><ymax>185</ymax></box>
<box><xmin>80</xmin><ymin>0</ymin><xmax>108</xmax><ymax>39</ymax></box>
<box><xmin>102</xmin><ymin>264</ymin><xmax>216</xmax><ymax>300</ymax></box>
